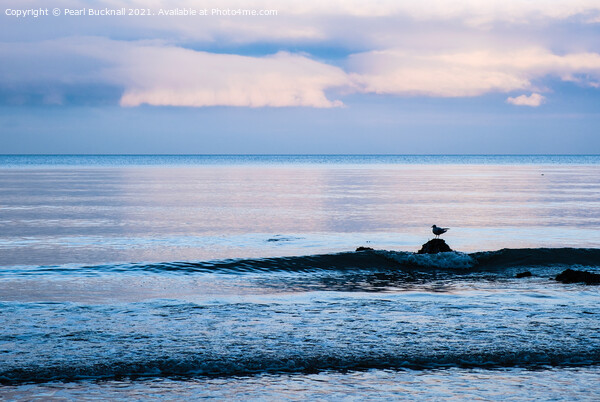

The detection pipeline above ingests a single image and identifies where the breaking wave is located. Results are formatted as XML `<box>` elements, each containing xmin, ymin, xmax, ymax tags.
<box><xmin>11</xmin><ymin>247</ymin><xmax>600</xmax><ymax>277</ymax></box>
<box><xmin>2</xmin><ymin>349</ymin><xmax>600</xmax><ymax>385</ymax></box>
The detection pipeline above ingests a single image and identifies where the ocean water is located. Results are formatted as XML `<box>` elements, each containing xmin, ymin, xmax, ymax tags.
<box><xmin>1</xmin><ymin>155</ymin><xmax>599</xmax><ymax>400</ymax></box>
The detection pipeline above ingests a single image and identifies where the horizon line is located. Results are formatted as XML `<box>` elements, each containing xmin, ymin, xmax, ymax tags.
<box><xmin>2</xmin><ymin>153</ymin><xmax>600</xmax><ymax>157</ymax></box>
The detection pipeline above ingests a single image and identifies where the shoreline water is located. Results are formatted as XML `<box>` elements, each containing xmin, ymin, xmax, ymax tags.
<box><xmin>1</xmin><ymin>155</ymin><xmax>599</xmax><ymax>399</ymax></box>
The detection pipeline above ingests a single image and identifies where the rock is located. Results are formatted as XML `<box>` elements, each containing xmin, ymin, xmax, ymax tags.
<box><xmin>516</xmin><ymin>271</ymin><xmax>532</xmax><ymax>278</ymax></box>
<box><xmin>356</xmin><ymin>246</ymin><xmax>374</xmax><ymax>252</ymax></box>
<box><xmin>555</xmin><ymin>269</ymin><xmax>600</xmax><ymax>285</ymax></box>
<box><xmin>417</xmin><ymin>239</ymin><xmax>453</xmax><ymax>254</ymax></box>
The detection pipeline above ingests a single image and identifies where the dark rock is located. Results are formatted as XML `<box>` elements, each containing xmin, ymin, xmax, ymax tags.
<box><xmin>417</xmin><ymin>239</ymin><xmax>453</xmax><ymax>254</ymax></box>
<box><xmin>356</xmin><ymin>246</ymin><xmax>374</xmax><ymax>252</ymax></box>
<box><xmin>516</xmin><ymin>271</ymin><xmax>532</xmax><ymax>278</ymax></box>
<box><xmin>555</xmin><ymin>268</ymin><xmax>600</xmax><ymax>285</ymax></box>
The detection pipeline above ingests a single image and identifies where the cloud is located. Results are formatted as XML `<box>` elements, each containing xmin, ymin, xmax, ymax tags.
<box><xmin>506</xmin><ymin>93</ymin><xmax>546</xmax><ymax>106</ymax></box>
<box><xmin>0</xmin><ymin>37</ymin><xmax>350</xmax><ymax>108</ymax></box>
<box><xmin>4</xmin><ymin>0</ymin><xmax>600</xmax><ymax>50</ymax></box>
<box><xmin>348</xmin><ymin>48</ymin><xmax>600</xmax><ymax>97</ymax></box>
<box><xmin>2</xmin><ymin>38</ymin><xmax>600</xmax><ymax>107</ymax></box>
<box><xmin>114</xmin><ymin>45</ymin><xmax>600</xmax><ymax>105</ymax></box>
<box><xmin>110</xmin><ymin>46</ymin><xmax>350</xmax><ymax>108</ymax></box>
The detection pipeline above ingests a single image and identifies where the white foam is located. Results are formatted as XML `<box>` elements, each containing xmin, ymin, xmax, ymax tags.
<box><xmin>377</xmin><ymin>250</ymin><xmax>476</xmax><ymax>270</ymax></box>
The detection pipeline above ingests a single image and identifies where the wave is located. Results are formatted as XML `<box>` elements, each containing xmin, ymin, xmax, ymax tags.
<box><xmin>9</xmin><ymin>247</ymin><xmax>600</xmax><ymax>277</ymax></box>
<box><xmin>471</xmin><ymin>248</ymin><xmax>600</xmax><ymax>269</ymax></box>
<box><xmin>377</xmin><ymin>250</ymin><xmax>476</xmax><ymax>269</ymax></box>
<box><xmin>2</xmin><ymin>349</ymin><xmax>599</xmax><ymax>385</ymax></box>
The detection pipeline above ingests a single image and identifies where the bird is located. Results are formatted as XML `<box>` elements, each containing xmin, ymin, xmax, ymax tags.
<box><xmin>431</xmin><ymin>225</ymin><xmax>449</xmax><ymax>238</ymax></box>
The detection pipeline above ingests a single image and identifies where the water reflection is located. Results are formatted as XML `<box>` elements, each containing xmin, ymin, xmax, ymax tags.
<box><xmin>1</xmin><ymin>164</ymin><xmax>599</xmax><ymax>266</ymax></box>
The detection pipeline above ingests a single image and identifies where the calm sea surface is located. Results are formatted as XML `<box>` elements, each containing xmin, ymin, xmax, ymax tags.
<box><xmin>1</xmin><ymin>155</ymin><xmax>599</xmax><ymax>400</ymax></box>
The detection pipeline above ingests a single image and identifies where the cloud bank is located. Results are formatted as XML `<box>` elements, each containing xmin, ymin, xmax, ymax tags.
<box><xmin>1</xmin><ymin>0</ymin><xmax>600</xmax><ymax>108</ymax></box>
<box><xmin>0</xmin><ymin>38</ymin><xmax>349</xmax><ymax>108</ymax></box>
<box><xmin>348</xmin><ymin>48</ymin><xmax>600</xmax><ymax>98</ymax></box>
<box><xmin>2</xmin><ymin>38</ymin><xmax>600</xmax><ymax>107</ymax></box>
<box><xmin>115</xmin><ymin>48</ymin><xmax>349</xmax><ymax>108</ymax></box>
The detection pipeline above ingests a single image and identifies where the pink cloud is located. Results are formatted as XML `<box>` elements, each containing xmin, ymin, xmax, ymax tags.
<box><xmin>506</xmin><ymin>93</ymin><xmax>546</xmax><ymax>107</ymax></box>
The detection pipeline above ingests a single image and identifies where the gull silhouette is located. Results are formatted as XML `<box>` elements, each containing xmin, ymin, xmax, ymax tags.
<box><xmin>431</xmin><ymin>225</ymin><xmax>449</xmax><ymax>238</ymax></box>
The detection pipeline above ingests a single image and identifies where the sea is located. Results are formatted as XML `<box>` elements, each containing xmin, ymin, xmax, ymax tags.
<box><xmin>0</xmin><ymin>154</ymin><xmax>599</xmax><ymax>400</ymax></box>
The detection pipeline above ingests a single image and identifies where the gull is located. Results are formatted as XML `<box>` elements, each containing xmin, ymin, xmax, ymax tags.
<box><xmin>432</xmin><ymin>225</ymin><xmax>449</xmax><ymax>238</ymax></box>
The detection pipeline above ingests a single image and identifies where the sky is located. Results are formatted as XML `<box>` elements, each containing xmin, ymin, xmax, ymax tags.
<box><xmin>1</xmin><ymin>0</ymin><xmax>600</xmax><ymax>154</ymax></box>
